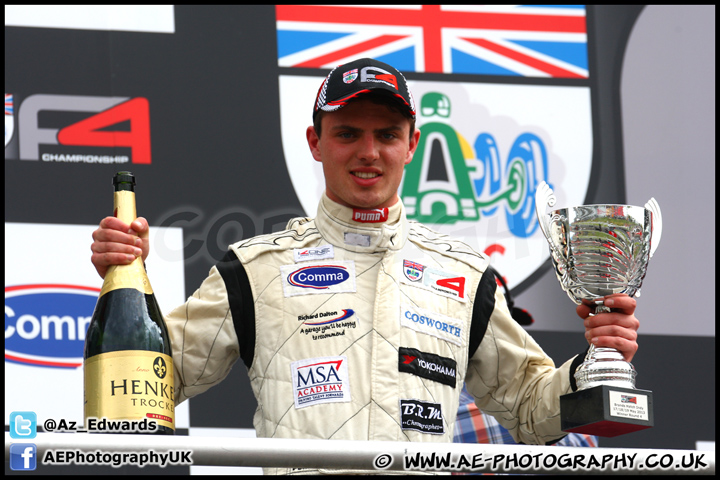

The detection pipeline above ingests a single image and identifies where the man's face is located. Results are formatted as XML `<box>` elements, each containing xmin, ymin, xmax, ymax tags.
<box><xmin>306</xmin><ymin>99</ymin><xmax>420</xmax><ymax>210</ymax></box>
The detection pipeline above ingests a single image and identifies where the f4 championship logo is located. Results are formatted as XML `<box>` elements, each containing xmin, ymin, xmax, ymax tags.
<box><xmin>5</xmin><ymin>93</ymin><xmax>151</xmax><ymax>164</ymax></box>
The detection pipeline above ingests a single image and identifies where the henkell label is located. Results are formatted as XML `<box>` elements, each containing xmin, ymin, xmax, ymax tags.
<box><xmin>84</xmin><ymin>351</ymin><xmax>175</xmax><ymax>429</ymax></box>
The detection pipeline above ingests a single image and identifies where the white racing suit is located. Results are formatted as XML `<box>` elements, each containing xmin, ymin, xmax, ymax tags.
<box><xmin>166</xmin><ymin>194</ymin><xmax>584</xmax><ymax>474</ymax></box>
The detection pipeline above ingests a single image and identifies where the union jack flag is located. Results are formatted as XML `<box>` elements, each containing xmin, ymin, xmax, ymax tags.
<box><xmin>5</xmin><ymin>94</ymin><xmax>12</xmax><ymax>116</ymax></box>
<box><xmin>276</xmin><ymin>5</ymin><xmax>588</xmax><ymax>78</ymax></box>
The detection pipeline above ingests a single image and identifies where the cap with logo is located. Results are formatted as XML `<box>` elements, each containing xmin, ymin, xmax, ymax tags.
<box><xmin>313</xmin><ymin>58</ymin><xmax>416</xmax><ymax>120</ymax></box>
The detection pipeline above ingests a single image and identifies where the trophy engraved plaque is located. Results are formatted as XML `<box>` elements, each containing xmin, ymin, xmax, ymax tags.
<box><xmin>534</xmin><ymin>181</ymin><xmax>662</xmax><ymax>437</ymax></box>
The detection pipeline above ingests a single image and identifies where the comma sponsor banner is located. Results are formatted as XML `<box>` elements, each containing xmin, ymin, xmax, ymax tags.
<box><xmin>5</xmin><ymin>284</ymin><xmax>99</xmax><ymax>369</ymax></box>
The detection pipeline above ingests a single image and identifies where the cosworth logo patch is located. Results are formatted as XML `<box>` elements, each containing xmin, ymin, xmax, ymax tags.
<box><xmin>291</xmin><ymin>356</ymin><xmax>351</xmax><ymax>409</ymax></box>
<box><xmin>400</xmin><ymin>304</ymin><xmax>463</xmax><ymax>346</ymax></box>
<box><xmin>281</xmin><ymin>261</ymin><xmax>356</xmax><ymax>297</ymax></box>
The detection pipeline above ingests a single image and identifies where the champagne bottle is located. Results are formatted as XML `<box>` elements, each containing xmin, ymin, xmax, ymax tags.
<box><xmin>84</xmin><ymin>171</ymin><xmax>175</xmax><ymax>435</ymax></box>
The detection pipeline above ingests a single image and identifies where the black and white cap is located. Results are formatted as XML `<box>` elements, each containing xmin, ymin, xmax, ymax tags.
<box><xmin>313</xmin><ymin>58</ymin><xmax>416</xmax><ymax>120</ymax></box>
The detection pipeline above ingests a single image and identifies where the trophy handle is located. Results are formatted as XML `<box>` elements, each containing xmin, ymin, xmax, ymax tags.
<box><xmin>644</xmin><ymin>197</ymin><xmax>662</xmax><ymax>258</ymax></box>
<box><xmin>534</xmin><ymin>181</ymin><xmax>555</xmax><ymax>242</ymax></box>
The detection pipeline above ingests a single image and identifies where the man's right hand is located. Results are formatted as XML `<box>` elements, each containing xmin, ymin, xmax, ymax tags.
<box><xmin>90</xmin><ymin>216</ymin><xmax>150</xmax><ymax>279</ymax></box>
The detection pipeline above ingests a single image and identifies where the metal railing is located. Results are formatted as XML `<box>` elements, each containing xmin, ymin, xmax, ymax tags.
<box><xmin>5</xmin><ymin>432</ymin><xmax>715</xmax><ymax>474</ymax></box>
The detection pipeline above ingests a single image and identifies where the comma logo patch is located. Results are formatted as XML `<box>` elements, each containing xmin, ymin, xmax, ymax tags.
<box><xmin>288</xmin><ymin>265</ymin><xmax>348</xmax><ymax>289</ymax></box>
<box><xmin>281</xmin><ymin>261</ymin><xmax>356</xmax><ymax>297</ymax></box>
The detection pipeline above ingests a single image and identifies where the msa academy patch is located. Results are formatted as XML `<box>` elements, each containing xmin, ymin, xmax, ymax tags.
<box><xmin>291</xmin><ymin>356</ymin><xmax>351</xmax><ymax>409</ymax></box>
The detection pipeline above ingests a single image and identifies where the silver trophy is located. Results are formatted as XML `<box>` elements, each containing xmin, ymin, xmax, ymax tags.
<box><xmin>534</xmin><ymin>181</ymin><xmax>661</xmax><ymax>436</ymax></box>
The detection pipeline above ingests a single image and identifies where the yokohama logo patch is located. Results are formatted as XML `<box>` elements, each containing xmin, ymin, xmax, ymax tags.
<box><xmin>398</xmin><ymin>347</ymin><xmax>457</xmax><ymax>388</ymax></box>
<box><xmin>291</xmin><ymin>356</ymin><xmax>351</xmax><ymax>408</ymax></box>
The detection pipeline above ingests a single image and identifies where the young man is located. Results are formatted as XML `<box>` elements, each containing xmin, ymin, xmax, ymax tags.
<box><xmin>90</xmin><ymin>58</ymin><xmax>639</xmax><ymax>474</ymax></box>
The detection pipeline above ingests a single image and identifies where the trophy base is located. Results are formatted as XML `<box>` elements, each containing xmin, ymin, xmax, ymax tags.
<box><xmin>560</xmin><ymin>385</ymin><xmax>653</xmax><ymax>437</ymax></box>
